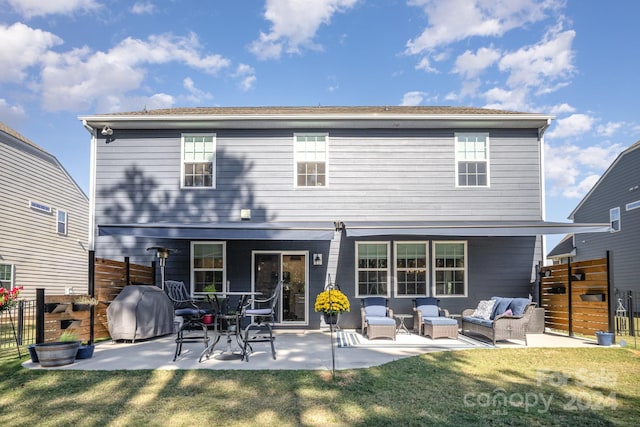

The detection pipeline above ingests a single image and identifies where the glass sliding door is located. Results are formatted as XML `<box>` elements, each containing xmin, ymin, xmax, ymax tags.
<box><xmin>253</xmin><ymin>252</ymin><xmax>307</xmax><ymax>325</ymax></box>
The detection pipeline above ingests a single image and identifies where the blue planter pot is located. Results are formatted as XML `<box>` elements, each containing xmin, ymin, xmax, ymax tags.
<box><xmin>595</xmin><ymin>331</ymin><xmax>614</xmax><ymax>346</ymax></box>
<box><xmin>27</xmin><ymin>344</ymin><xmax>39</xmax><ymax>363</ymax></box>
<box><xmin>76</xmin><ymin>344</ymin><xmax>95</xmax><ymax>359</ymax></box>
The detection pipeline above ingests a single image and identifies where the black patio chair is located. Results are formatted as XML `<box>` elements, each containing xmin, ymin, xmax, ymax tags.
<box><xmin>241</xmin><ymin>281</ymin><xmax>283</xmax><ymax>362</ymax></box>
<box><xmin>164</xmin><ymin>280</ymin><xmax>211</xmax><ymax>361</ymax></box>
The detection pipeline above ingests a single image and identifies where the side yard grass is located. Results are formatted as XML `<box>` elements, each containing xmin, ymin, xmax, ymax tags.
<box><xmin>1</xmin><ymin>347</ymin><xmax>638</xmax><ymax>426</ymax></box>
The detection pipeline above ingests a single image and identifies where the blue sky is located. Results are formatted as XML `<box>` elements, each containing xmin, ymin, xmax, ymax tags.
<box><xmin>1</xmin><ymin>0</ymin><xmax>638</xmax><ymax>250</ymax></box>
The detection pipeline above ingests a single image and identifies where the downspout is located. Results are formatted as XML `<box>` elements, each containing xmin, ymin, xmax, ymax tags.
<box><xmin>82</xmin><ymin>120</ymin><xmax>97</xmax><ymax>251</ymax></box>
<box><xmin>538</xmin><ymin>118</ymin><xmax>553</xmax><ymax>267</ymax></box>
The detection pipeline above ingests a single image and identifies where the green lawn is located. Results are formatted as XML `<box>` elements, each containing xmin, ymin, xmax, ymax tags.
<box><xmin>1</xmin><ymin>347</ymin><xmax>638</xmax><ymax>426</ymax></box>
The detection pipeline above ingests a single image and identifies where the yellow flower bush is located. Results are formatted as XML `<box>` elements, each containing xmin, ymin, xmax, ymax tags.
<box><xmin>314</xmin><ymin>288</ymin><xmax>350</xmax><ymax>314</ymax></box>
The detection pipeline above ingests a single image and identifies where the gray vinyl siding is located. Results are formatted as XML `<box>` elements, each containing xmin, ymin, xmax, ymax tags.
<box><xmin>94</xmin><ymin>127</ymin><xmax>542</xmax><ymax>229</ymax></box>
<box><xmin>572</xmin><ymin>146</ymin><xmax>640</xmax><ymax>292</ymax></box>
<box><xmin>0</xmin><ymin>135</ymin><xmax>89</xmax><ymax>299</ymax></box>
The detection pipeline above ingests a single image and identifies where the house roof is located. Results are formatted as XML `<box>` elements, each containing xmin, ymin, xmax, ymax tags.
<box><xmin>568</xmin><ymin>140</ymin><xmax>640</xmax><ymax>219</ymax></box>
<box><xmin>0</xmin><ymin>121</ymin><xmax>46</xmax><ymax>153</ymax></box>
<box><xmin>79</xmin><ymin>106</ymin><xmax>554</xmax><ymax>133</ymax></box>
<box><xmin>547</xmin><ymin>234</ymin><xmax>576</xmax><ymax>258</ymax></box>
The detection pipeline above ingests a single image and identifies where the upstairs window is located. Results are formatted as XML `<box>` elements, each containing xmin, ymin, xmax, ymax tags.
<box><xmin>295</xmin><ymin>134</ymin><xmax>327</xmax><ymax>187</ymax></box>
<box><xmin>395</xmin><ymin>242</ymin><xmax>428</xmax><ymax>297</ymax></box>
<box><xmin>182</xmin><ymin>134</ymin><xmax>215</xmax><ymax>188</ymax></box>
<box><xmin>356</xmin><ymin>242</ymin><xmax>389</xmax><ymax>297</ymax></box>
<box><xmin>57</xmin><ymin>210</ymin><xmax>67</xmax><ymax>235</ymax></box>
<box><xmin>456</xmin><ymin>133</ymin><xmax>489</xmax><ymax>187</ymax></box>
<box><xmin>610</xmin><ymin>207</ymin><xmax>621</xmax><ymax>232</ymax></box>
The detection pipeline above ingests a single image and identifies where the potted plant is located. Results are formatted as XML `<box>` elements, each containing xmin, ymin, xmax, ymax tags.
<box><xmin>72</xmin><ymin>296</ymin><xmax>99</xmax><ymax>311</ymax></box>
<box><xmin>314</xmin><ymin>287</ymin><xmax>350</xmax><ymax>325</ymax></box>
<box><xmin>34</xmin><ymin>330</ymin><xmax>81</xmax><ymax>367</ymax></box>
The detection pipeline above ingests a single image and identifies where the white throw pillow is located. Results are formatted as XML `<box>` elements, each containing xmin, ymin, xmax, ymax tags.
<box><xmin>472</xmin><ymin>300</ymin><xmax>496</xmax><ymax>320</ymax></box>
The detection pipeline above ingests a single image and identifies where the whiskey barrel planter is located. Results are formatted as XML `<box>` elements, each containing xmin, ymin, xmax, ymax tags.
<box><xmin>34</xmin><ymin>342</ymin><xmax>80</xmax><ymax>367</ymax></box>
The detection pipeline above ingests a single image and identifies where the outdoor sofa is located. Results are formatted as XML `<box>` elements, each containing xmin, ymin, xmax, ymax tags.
<box><xmin>461</xmin><ymin>297</ymin><xmax>537</xmax><ymax>345</ymax></box>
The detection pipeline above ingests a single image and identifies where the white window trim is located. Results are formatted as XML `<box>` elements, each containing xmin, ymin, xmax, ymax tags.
<box><xmin>293</xmin><ymin>132</ymin><xmax>329</xmax><ymax>188</ymax></box>
<box><xmin>190</xmin><ymin>241</ymin><xmax>226</xmax><ymax>296</ymax></box>
<box><xmin>432</xmin><ymin>240</ymin><xmax>468</xmax><ymax>298</ymax></box>
<box><xmin>610</xmin><ymin>207</ymin><xmax>621</xmax><ymax>232</ymax></box>
<box><xmin>0</xmin><ymin>263</ymin><xmax>15</xmax><ymax>288</ymax></box>
<box><xmin>355</xmin><ymin>241</ymin><xmax>390</xmax><ymax>298</ymax></box>
<box><xmin>29</xmin><ymin>200</ymin><xmax>52</xmax><ymax>214</ymax></box>
<box><xmin>57</xmin><ymin>209</ymin><xmax>68</xmax><ymax>235</ymax></box>
<box><xmin>454</xmin><ymin>132</ymin><xmax>490</xmax><ymax>188</ymax></box>
<box><xmin>180</xmin><ymin>133</ymin><xmax>216</xmax><ymax>189</ymax></box>
<box><xmin>394</xmin><ymin>241</ymin><xmax>429</xmax><ymax>298</ymax></box>
<box><xmin>626</xmin><ymin>200</ymin><xmax>640</xmax><ymax>211</ymax></box>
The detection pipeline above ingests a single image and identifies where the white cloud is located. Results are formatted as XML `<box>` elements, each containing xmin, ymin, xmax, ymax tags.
<box><xmin>499</xmin><ymin>28</ymin><xmax>575</xmax><ymax>92</ymax></box>
<box><xmin>39</xmin><ymin>32</ymin><xmax>231</xmax><ymax>111</ymax></box>
<box><xmin>545</xmin><ymin>142</ymin><xmax>624</xmax><ymax>198</ymax></box>
<box><xmin>597</xmin><ymin>121</ymin><xmax>624</xmax><ymax>137</ymax></box>
<box><xmin>453</xmin><ymin>46</ymin><xmax>501</xmax><ymax>78</ymax></box>
<box><xmin>0</xmin><ymin>98</ymin><xmax>27</xmax><ymax>123</ymax></box>
<box><xmin>405</xmin><ymin>0</ymin><xmax>559</xmax><ymax>54</ymax></box>
<box><xmin>249</xmin><ymin>0</ymin><xmax>358</xmax><ymax>60</ymax></box>
<box><xmin>0</xmin><ymin>23</ymin><xmax>62</xmax><ymax>82</ymax></box>
<box><xmin>4</xmin><ymin>0</ymin><xmax>100</xmax><ymax>18</ymax></box>
<box><xmin>548</xmin><ymin>103</ymin><xmax>575</xmax><ymax>115</ymax></box>
<box><xmin>415</xmin><ymin>57</ymin><xmax>438</xmax><ymax>73</ymax></box>
<box><xmin>400</xmin><ymin>91</ymin><xmax>429</xmax><ymax>106</ymax></box>
<box><xmin>131</xmin><ymin>2</ymin><xmax>156</xmax><ymax>15</ymax></box>
<box><xmin>482</xmin><ymin>86</ymin><xmax>531</xmax><ymax>111</ymax></box>
<box><xmin>233</xmin><ymin>64</ymin><xmax>256</xmax><ymax>92</ymax></box>
<box><xmin>546</xmin><ymin>113</ymin><xmax>594</xmax><ymax>139</ymax></box>
<box><xmin>182</xmin><ymin>77</ymin><xmax>213</xmax><ymax>104</ymax></box>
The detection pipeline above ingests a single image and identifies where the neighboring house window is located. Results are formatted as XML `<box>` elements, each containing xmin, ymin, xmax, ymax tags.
<box><xmin>57</xmin><ymin>210</ymin><xmax>67</xmax><ymax>235</ymax></box>
<box><xmin>456</xmin><ymin>133</ymin><xmax>489</xmax><ymax>187</ymax></box>
<box><xmin>610</xmin><ymin>207</ymin><xmax>621</xmax><ymax>232</ymax></box>
<box><xmin>294</xmin><ymin>133</ymin><xmax>327</xmax><ymax>187</ymax></box>
<box><xmin>356</xmin><ymin>242</ymin><xmax>389</xmax><ymax>297</ymax></box>
<box><xmin>433</xmin><ymin>241</ymin><xmax>467</xmax><ymax>297</ymax></box>
<box><xmin>395</xmin><ymin>242</ymin><xmax>428</xmax><ymax>297</ymax></box>
<box><xmin>182</xmin><ymin>134</ymin><xmax>215</xmax><ymax>188</ymax></box>
<box><xmin>0</xmin><ymin>264</ymin><xmax>14</xmax><ymax>288</ymax></box>
<box><xmin>626</xmin><ymin>200</ymin><xmax>640</xmax><ymax>211</ymax></box>
<box><xmin>191</xmin><ymin>242</ymin><xmax>225</xmax><ymax>294</ymax></box>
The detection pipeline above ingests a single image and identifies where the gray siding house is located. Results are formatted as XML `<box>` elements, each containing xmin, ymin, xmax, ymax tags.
<box><xmin>79</xmin><ymin>106</ymin><xmax>605</xmax><ymax>329</ymax></box>
<box><xmin>557</xmin><ymin>141</ymin><xmax>640</xmax><ymax>293</ymax></box>
<box><xmin>0</xmin><ymin>122</ymin><xmax>89</xmax><ymax>299</ymax></box>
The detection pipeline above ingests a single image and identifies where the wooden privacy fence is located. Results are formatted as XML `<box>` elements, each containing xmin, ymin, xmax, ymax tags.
<box><xmin>540</xmin><ymin>254</ymin><xmax>611</xmax><ymax>338</ymax></box>
<box><xmin>38</xmin><ymin>254</ymin><xmax>155</xmax><ymax>344</ymax></box>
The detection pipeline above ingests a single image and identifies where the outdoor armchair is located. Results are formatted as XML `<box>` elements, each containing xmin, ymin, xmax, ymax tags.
<box><xmin>360</xmin><ymin>297</ymin><xmax>396</xmax><ymax>340</ymax></box>
<box><xmin>241</xmin><ymin>281</ymin><xmax>283</xmax><ymax>361</ymax></box>
<box><xmin>165</xmin><ymin>280</ymin><xmax>211</xmax><ymax>361</ymax></box>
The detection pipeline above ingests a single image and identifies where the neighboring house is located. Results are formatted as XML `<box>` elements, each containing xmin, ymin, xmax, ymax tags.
<box><xmin>79</xmin><ymin>106</ymin><xmax>607</xmax><ymax>329</ymax></box>
<box><xmin>551</xmin><ymin>141</ymin><xmax>640</xmax><ymax>293</ymax></box>
<box><xmin>546</xmin><ymin>233</ymin><xmax>575</xmax><ymax>265</ymax></box>
<box><xmin>0</xmin><ymin>122</ymin><xmax>89</xmax><ymax>299</ymax></box>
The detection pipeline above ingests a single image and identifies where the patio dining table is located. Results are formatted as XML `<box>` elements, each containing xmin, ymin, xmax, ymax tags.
<box><xmin>198</xmin><ymin>291</ymin><xmax>261</xmax><ymax>362</ymax></box>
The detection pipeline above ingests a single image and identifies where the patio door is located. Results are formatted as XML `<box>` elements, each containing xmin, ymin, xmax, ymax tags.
<box><xmin>253</xmin><ymin>252</ymin><xmax>308</xmax><ymax>325</ymax></box>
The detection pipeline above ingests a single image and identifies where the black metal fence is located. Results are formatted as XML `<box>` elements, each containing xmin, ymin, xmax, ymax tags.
<box><xmin>0</xmin><ymin>299</ymin><xmax>37</xmax><ymax>355</ymax></box>
<box><xmin>614</xmin><ymin>288</ymin><xmax>638</xmax><ymax>337</ymax></box>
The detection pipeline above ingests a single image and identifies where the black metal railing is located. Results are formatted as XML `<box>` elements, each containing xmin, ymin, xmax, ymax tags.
<box><xmin>0</xmin><ymin>299</ymin><xmax>37</xmax><ymax>354</ymax></box>
<box><xmin>614</xmin><ymin>289</ymin><xmax>637</xmax><ymax>337</ymax></box>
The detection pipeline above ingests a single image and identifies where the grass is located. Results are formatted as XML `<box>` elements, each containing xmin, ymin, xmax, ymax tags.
<box><xmin>1</xmin><ymin>347</ymin><xmax>638</xmax><ymax>426</ymax></box>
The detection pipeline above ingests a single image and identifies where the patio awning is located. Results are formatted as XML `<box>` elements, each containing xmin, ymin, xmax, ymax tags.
<box><xmin>98</xmin><ymin>221</ymin><xmax>338</xmax><ymax>240</ymax></box>
<box><xmin>342</xmin><ymin>220</ymin><xmax>611</xmax><ymax>237</ymax></box>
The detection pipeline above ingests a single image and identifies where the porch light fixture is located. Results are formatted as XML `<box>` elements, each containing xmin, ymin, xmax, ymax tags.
<box><xmin>240</xmin><ymin>209</ymin><xmax>251</xmax><ymax>220</ymax></box>
<box><xmin>147</xmin><ymin>246</ymin><xmax>173</xmax><ymax>290</ymax></box>
<box><xmin>313</xmin><ymin>253</ymin><xmax>323</xmax><ymax>266</ymax></box>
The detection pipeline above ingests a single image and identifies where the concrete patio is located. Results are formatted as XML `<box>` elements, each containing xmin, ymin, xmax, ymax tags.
<box><xmin>22</xmin><ymin>329</ymin><xmax>602</xmax><ymax>371</ymax></box>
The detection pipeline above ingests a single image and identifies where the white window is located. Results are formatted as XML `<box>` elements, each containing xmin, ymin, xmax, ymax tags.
<box><xmin>395</xmin><ymin>242</ymin><xmax>428</xmax><ymax>297</ymax></box>
<box><xmin>626</xmin><ymin>200</ymin><xmax>640</xmax><ymax>211</ymax></box>
<box><xmin>610</xmin><ymin>207</ymin><xmax>621</xmax><ymax>232</ymax></box>
<box><xmin>0</xmin><ymin>263</ymin><xmax>14</xmax><ymax>288</ymax></box>
<box><xmin>433</xmin><ymin>241</ymin><xmax>467</xmax><ymax>297</ymax></box>
<box><xmin>57</xmin><ymin>210</ymin><xmax>67</xmax><ymax>235</ymax></box>
<box><xmin>182</xmin><ymin>134</ymin><xmax>216</xmax><ymax>188</ymax></box>
<box><xmin>191</xmin><ymin>242</ymin><xmax>226</xmax><ymax>294</ymax></box>
<box><xmin>356</xmin><ymin>242</ymin><xmax>389</xmax><ymax>297</ymax></box>
<box><xmin>456</xmin><ymin>133</ymin><xmax>489</xmax><ymax>187</ymax></box>
<box><xmin>294</xmin><ymin>133</ymin><xmax>327</xmax><ymax>187</ymax></box>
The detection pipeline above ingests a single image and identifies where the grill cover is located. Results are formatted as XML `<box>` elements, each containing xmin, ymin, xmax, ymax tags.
<box><xmin>107</xmin><ymin>285</ymin><xmax>174</xmax><ymax>341</ymax></box>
